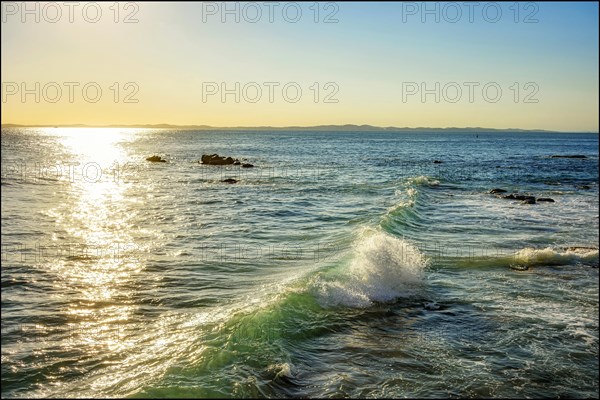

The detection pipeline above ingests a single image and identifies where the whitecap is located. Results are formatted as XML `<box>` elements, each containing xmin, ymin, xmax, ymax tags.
<box><xmin>310</xmin><ymin>230</ymin><xmax>428</xmax><ymax>308</ymax></box>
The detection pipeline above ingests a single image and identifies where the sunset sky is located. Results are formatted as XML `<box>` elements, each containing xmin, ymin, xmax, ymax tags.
<box><xmin>1</xmin><ymin>1</ymin><xmax>598</xmax><ymax>131</ymax></box>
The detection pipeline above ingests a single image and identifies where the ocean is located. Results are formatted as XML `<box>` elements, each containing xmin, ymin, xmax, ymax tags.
<box><xmin>1</xmin><ymin>128</ymin><xmax>598</xmax><ymax>398</ymax></box>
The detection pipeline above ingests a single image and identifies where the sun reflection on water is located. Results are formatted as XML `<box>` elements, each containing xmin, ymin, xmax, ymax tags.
<box><xmin>10</xmin><ymin>128</ymin><xmax>231</xmax><ymax>396</ymax></box>
<box><xmin>43</xmin><ymin>128</ymin><xmax>144</xmax><ymax>354</ymax></box>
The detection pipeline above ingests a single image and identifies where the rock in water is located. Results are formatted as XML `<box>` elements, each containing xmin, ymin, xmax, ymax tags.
<box><xmin>490</xmin><ymin>188</ymin><xmax>508</xmax><ymax>194</ymax></box>
<box><xmin>241</xmin><ymin>163</ymin><xmax>254</xmax><ymax>168</ymax></box>
<box><xmin>550</xmin><ymin>155</ymin><xmax>587</xmax><ymax>159</ymax></box>
<box><xmin>201</xmin><ymin>154</ymin><xmax>236</xmax><ymax>165</ymax></box>
<box><xmin>537</xmin><ymin>198</ymin><xmax>555</xmax><ymax>203</ymax></box>
<box><xmin>222</xmin><ymin>178</ymin><xmax>238</xmax><ymax>184</ymax></box>
<box><xmin>146</xmin><ymin>155</ymin><xmax>166</xmax><ymax>162</ymax></box>
<box><xmin>433</xmin><ymin>160</ymin><xmax>443</xmax><ymax>164</ymax></box>
<box><xmin>517</xmin><ymin>195</ymin><xmax>535</xmax><ymax>201</ymax></box>
<box><xmin>520</xmin><ymin>197</ymin><xmax>536</xmax><ymax>205</ymax></box>
<box><xmin>503</xmin><ymin>194</ymin><xmax>535</xmax><ymax>202</ymax></box>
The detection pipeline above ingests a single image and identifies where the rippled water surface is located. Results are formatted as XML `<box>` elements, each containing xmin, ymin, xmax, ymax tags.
<box><xmin>1</xmin><ymin>128</ymin><xmax>598</xmax><ymax>398</ymax></box>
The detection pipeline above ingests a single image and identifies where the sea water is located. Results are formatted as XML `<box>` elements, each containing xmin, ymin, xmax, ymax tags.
<box><xmin>1</xmin><ymin>128</ymin><xmax>598</xmax><ymax>397</ymax></box>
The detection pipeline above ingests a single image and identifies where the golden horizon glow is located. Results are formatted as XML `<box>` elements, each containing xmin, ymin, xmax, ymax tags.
<box><xmin>2</xmin><ymin>2</ymin><xmax>598</xmax><ymax>132</ymax></box>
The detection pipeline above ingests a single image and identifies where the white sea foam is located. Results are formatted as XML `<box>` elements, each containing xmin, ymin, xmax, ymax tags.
<box><xmin>512</xmin><ymin>247</ymin><xmax>599</xmax><ymax>267</ymax></box>
<box><xmin>310</xmin><ymin>230</ymin><xmax>428</xmax><ymax>308</ymax></box>
<box><xmin>388</xmin><ymin>187</ymin><xmax>418</xmax><ymax>212</ymax></box>
<box><xmin>406</xmin><ymin>175</ymin><xmax>440</xmax><ymax>186</ymax></box>
<box><xmin>269</xmin><ymin>362</ymin><xmax>294</xmax><ymax>379</ymax></box>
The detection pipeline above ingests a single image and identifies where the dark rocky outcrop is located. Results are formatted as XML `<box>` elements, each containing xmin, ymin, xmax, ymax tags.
<box><xmin>201</xmin><ymin>154</ymin><xmax>256</xmax><ymax>168</ymax></box>
<box><xmin>550</xmin><ymin>155</ymin><xmax>587</xmax><ymax>159</ymax></box>
<box><xmin>490</xmin><ymin>188</ymin><xmax>508</xmax><ymax>194</ymax></box>
<box><xmin>201</xmin><ymin>154</ymin><xmax>236</xmax><ymax>165</ymax></box>
<box><xmin>433</xmin><ymin>160</ymin><xmax>443</xmax><ymax>164</ymax></box>
<box><xmin>501</xmin><ymin>193</ymin><xmax>536</xmax><ymax>204</ymax></box>
<box><xmin>498</xmin><ymin>193</ymin><xmax>556</xmax><ymax>205</ymax></box>
<box><xmin>502</xmin><ymin>194</ymin><xmax>535</xmax><ymax>201</ymax></box>
<box><xmin>146</xmin><ymin>155</ymin><xmax>166</xmax><ymax>162</ymax></box>
<box><xmin>222</xmin><ymin>178</ymin><xmax>238</xmax><ymax>184</ymax></box>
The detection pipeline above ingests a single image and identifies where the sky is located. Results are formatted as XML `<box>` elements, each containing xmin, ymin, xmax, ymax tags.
<box><xmin>1</xmin><ymin>1</ymin><xmax>598</xmax><ymax>131</ymax></box>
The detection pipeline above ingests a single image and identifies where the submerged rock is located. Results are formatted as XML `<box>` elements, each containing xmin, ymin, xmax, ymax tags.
<box><xmin>490</xmin><ymin>188</ymin><xmax>508</xmax><ymax>194</ymax></box>
<box><xmin>433</xmin><ymin>160</ymin><xmax>443</xmax><ymax>164</ymax></box>
<box><xmin>500</xmin><ymin>193</ymin><xmax>556</xmax><ymax>204</ymax></box>
<box><xmin>577</xmin><ymin>185</ymin><xmax>591</xmax><ymax>190</ymax></box>
<box><xmin>241</xmin><ymin>163</ymin><xmax>254</xmax><ymax>168</ymax></box>
<box><xmin>222</xmin><ymin>178</ymin><xmax>238</xmax><ymax>184</ymax></box>
<box><xmin>550</xmin><ymin>155</ymin><xmax>587</xmax><ymax>159</ymax></box>
<box><xmin>146</xmin><ymin>155</ymin><xmax>166</xmax><ymax>162</ymax></box>
<box><xmin>503</xmin><ymin>194</ymin><xmax>536</xmax><ymax>202</ymax></box>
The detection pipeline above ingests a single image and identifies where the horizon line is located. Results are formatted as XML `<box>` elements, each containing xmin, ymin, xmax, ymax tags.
<box><xmin>1</xmin><ymin>123</ymin><xmax>597</xmax><ymax>134</ymax></box>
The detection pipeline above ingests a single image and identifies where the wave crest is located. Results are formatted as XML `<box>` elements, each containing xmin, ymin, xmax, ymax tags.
<box><xmin>310</xmin><ymin>231</ymin><xmax>428</xmax><ymax>308</ymax></box>
<box><xmin>512</xmin><ymin>247</ymin><xmax>599</xmax><ymax>268</ymax></box>
<box><xmin>406</xmin><ymin>175</ymin><xmax>440</xmax><ymax>186</ymax></box>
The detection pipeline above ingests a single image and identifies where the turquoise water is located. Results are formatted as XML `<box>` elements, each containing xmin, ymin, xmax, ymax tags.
<box><xmin>1</xmin><ymin>128</ymin><xmax>598</xmax><ymax>398</ymax></box>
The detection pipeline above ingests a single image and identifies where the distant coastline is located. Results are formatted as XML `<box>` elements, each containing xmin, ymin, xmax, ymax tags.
<box><xmin>1</xmin><ymin>123</ymin><xmax>596</xmax><ymax>134</ymax></box>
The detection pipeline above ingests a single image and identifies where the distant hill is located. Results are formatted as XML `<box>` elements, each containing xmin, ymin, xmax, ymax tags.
<box><xmin>0</xmin><ymin>123</ymin><xmax>589</xmax><ymax>133</ymax></box>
